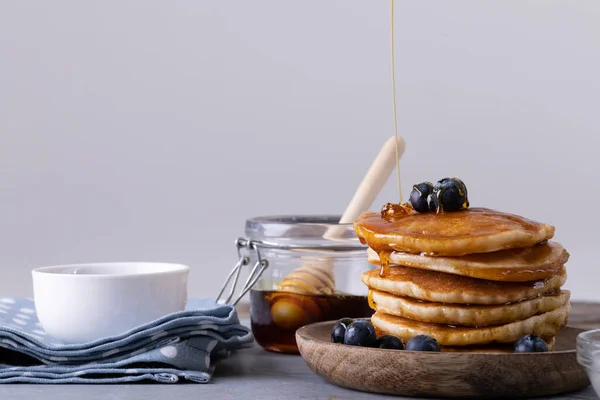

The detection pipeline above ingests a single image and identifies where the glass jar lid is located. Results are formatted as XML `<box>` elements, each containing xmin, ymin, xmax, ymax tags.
<box><xmin>244</xmin><ymin>215</ymin><xmax>365</xmax><ymax>251</ymax></box>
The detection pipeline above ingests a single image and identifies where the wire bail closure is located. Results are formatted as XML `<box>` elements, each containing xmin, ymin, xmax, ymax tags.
<box><xmin>216</xmin><ymin>238</ymin><xmax>269</xmax><ymax>306</ymax></box>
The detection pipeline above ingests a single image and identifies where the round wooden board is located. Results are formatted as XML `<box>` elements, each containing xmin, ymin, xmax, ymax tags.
<box><xmin>296</xmin><ymin>321</ymin><xmax>590</xmax><ymax>398</ymax></box>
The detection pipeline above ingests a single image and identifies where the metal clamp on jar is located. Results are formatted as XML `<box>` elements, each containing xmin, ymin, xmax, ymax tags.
<box><xmin>217</xmin><ymin>215</ymin><xmax>375</xmax><ymax>354</ymax></box>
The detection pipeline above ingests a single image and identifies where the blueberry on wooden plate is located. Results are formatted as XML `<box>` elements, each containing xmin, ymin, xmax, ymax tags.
<box><xmin>409</xmin><ymin>182</ymin><xmax>434</xmax><ymax>213</ymax></box>
<box><xmin>344</xmin><ymin>320</ymin><xmax>377</xmax><ymax>347</ymax></box>
<box><xmin>514</xmin><ymin>335</ymin><xmax>548</xmax><ymax>353</ymax></box>
<box><xmin>330</xmin><ymin>318</ymin><xmax>353</xmax><ymax>344</ymax></box>
<box><xmin>375</xmin><ymin>335</ymin><xmax>404</xmax><ymax>350</ymax></box>
<box><xmin>431</xmin><ymin>178</ymin><xmax>469</xmax><ymax>212</ymax></box>
<box><xmin>406</xmin><ymin>335</ymin><xmax>441</xmax><ymax>352</ymax></box>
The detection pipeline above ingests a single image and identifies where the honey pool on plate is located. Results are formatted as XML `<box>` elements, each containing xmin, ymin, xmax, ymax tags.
<box><xmin>250</xmin><ymin>289</ymin><xmax>373</xmax><ymax>354</ymax></box>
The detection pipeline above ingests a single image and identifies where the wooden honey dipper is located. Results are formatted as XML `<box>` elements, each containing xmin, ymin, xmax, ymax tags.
<box><xmin>270</xmin><ymin>136</ymin><xmax>406</xmax><ymax>329</ymax></box>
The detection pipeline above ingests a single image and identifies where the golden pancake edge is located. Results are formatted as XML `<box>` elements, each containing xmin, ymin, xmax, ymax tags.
<box><xmin>361</xmin><ymin>265</ymin><xmax>567</xmax><ymax>305</ymax></box>
<box><xmin>371</xmin><ymin>303</ymin><xmax>570</xmax><ymax>346</ymax></box>
<box><xmin>369</xmin><ymin>289</ymin><xmax>570</xmax><ymax>326</ymax></box>
<box><xmin>355</xmin><ymin>207</ymin><xmax>555</xmax><ymax>257</ymax></box>
<box><xmin>366</xmin><ymin>241</ymin><xmax>568</xmax><ymax>282</ymax></box>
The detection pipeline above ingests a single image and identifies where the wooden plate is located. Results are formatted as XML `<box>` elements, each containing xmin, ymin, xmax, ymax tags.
<box><xmin>296</xmin><ymin>321</ymin><xmax>590</xmax><ymax>398</ymax></box>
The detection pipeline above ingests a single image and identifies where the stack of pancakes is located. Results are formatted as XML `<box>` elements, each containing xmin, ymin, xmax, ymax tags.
<box><xmin>354</xmin><ymin>207</ymin><xmax>570</xmax><ymax>352</ymax></box>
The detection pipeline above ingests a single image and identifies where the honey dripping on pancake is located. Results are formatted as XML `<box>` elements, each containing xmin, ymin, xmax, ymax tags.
<box><xmin>379</xmin><ymin>250</ymin><xmax>392</xmax><ymax>277</ymax></box>
<box><xmin>367</xmin><ymin>290</ymin><xmax>377</xmax><ymax>309</ymax></box>
<box><xmin>378</xmin><ymin>203</ymin><xmax>413</xmax><ymax>277</ymax></box>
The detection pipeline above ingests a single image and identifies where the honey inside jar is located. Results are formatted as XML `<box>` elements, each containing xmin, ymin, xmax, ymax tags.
<box><xmin>250</xmin><ymin>289</ymin><xmax>373</xmax><ymax>354</ymax></box>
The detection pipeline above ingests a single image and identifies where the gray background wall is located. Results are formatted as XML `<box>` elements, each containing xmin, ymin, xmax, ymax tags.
<box><xmin>1</xmin><ymin>1</ymin><xmax>598</xmax><ymax>301</ymax></box>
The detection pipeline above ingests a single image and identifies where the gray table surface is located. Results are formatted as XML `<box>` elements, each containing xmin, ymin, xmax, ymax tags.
<box><xmin>0</xmin><ymin>341</ymin><xmax>597</xmax><ymax>400</ymax></box>
<box><xmin>0</xmin><ymin>313</ymin><xmax>598</xmax><ymax>400</ymax></box>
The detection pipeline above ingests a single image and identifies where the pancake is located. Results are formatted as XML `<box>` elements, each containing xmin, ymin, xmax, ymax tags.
<box><xmin>354</xmin><ymin>207</ymin><xmax>555</xmax><ymax>256</ymax></box>
<box><xmin>371</xmin><ymin>303</ymin><xmax>570</xmax><ymax>346</ymax></box>
<box><xmin>366</xmin><ymin>241</ymin><xmax>568</xmax><ymax>282</ymax></box>
<box><xmin>369</xmin><ymin>289</ymin><xmax>570</xmax><ymax>326</ymax></box>
<box><xmin>361</xmin><ymin>265</ymin><xmax>567</xmax><ymax>305</ymax></box>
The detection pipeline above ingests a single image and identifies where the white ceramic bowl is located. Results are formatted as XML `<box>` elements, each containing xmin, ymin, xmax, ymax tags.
<box><xmin>576</xmin><ymin>329</ymin><xmax>600</xmax><ymax>397</ymax></box>
<box><xmin>32</xmin><ymin>262</ymin><xmax>189</xmax><ymax>343</ymax></box>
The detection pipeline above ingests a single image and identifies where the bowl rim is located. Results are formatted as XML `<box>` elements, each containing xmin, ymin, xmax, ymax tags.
<box><xmin>31</xmin><ymin>262</ymin><xmax>190</xmax><ymax>278</ymax></box>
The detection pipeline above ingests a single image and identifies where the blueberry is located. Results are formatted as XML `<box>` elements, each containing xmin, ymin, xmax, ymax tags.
<box><xmin>431</xmin><ymin>178</ymin><xmax>469</xmax><ymax>212</ymax></box>
<box><xmin>514</xmin><ymin>335</ymin><xmax>548</xmax><ymax>353</ymax></box>
<box><xmin>409</xmin><ymin>182</ymin><xmax>434</xmax><ymax>213</ymax></box>
<box><xmin>330</xmin><ymin>318</ymin><xmax>353</xmax><ymax>344</ymax></box>
<box><xmin>343</xmin><ymin>320</ymin><xmax>377</xmax><ymax>347</ymax></box>
<box><xmin>405</xmin><ymin>335</ymin><xmax>441</xmax><ymax>352</ymax></box>
<box><xmin>375</xmin><ymin>335</ymin><xmax>404</xmax><ymax>350</ymax></box>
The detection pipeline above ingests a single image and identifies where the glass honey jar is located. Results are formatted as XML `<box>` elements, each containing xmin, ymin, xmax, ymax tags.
<box><xmin>217</xmin><ymin>215</ymin><xmax>376</xmax><ymax>354</ymax></box>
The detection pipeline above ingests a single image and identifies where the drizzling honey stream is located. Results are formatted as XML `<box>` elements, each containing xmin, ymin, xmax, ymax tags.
<box><xmin>390</xmin><ymin>0</ymin><xmax>402</xmax><ymax>206</ymax></box>
<box><xmin>379</xmin><ymin>0</ymin><xmax>404</xmax><ymax>279</ymax></box>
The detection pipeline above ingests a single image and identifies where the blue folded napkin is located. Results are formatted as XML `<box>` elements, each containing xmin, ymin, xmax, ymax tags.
<box><xmin>0</xmin><ymin>297</ymin><xmax>253</xmax><ymax>383</ymax></box>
